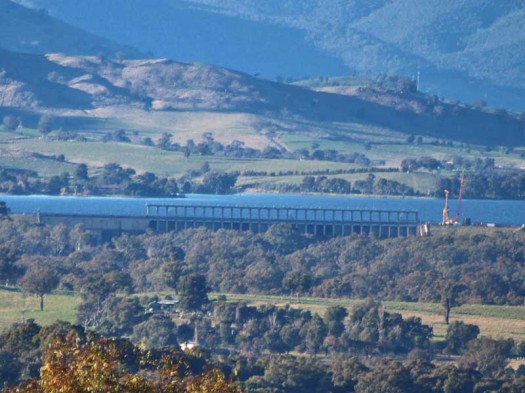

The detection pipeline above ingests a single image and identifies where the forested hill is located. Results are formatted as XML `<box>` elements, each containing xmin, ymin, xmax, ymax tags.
<box><xmin>0</xmin><ymin>0</ymin><xmax>140</xmax><ymax>57</ymax></box>
<box><xmin>188</xmin><ymin>0</ymin><xmax>525</xmax><ymax>111</ymax></box>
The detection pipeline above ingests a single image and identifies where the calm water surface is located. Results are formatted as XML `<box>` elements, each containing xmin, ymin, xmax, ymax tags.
<box><xmin>1</xmin><ymin>194</ymin><xmax>524</xmax><ymax>225</ymax></box>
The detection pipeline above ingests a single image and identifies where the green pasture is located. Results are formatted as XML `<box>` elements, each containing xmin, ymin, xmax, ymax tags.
<box><xmin>2</xmin><ymin>108</ymin><xmax>523</xmax><ymax>187</ymax></box>
<box><xmin>238</xmin><ymin>170</ymin><xmax>440</xmax><ymax>195</ymax></box>
<box><xmin>4</xmin><ymin>139</ymin><xmax>354</xmax><ymax>178</ymax></box>
<box><xmin>0</xmin><ymin>289</ymin><xmax>79</xmax><ymax>332</ymax></box>
<box><xmin>0</xmin><ymin>149</ymin><xmax>77</xmax><ymax>177</ymax></box>
<box><xmin>280</xmin><ymin>132</ymin><xmax>524</xmax><ymax>168</ymax></box>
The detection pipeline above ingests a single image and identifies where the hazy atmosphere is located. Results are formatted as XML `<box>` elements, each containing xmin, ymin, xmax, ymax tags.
<box><xmin>0</xmin><ymin>1</ymin><xmax>524</xmax><ymax>392</ymax></box>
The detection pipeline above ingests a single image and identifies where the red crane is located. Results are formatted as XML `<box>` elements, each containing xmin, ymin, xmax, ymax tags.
<box><xmin>453</xmin><ymin>175</ymin><xmax>465</xmax><ymax>223</ymax></box>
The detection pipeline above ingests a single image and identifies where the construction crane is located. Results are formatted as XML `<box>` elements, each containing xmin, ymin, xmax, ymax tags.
<box><xmin>442</xmin><ymin>189</ymin><xmax>454</xmax><ymax>225</ymax></box>
<box><xmin>453</xmin><ymin>175</ymin><xmax>465</xmax><ymax>223</ymax></box>
<box><xmin>442</xmin><ymin>175</ymin><xmax>465</xmax><ymax>225</ymax></box>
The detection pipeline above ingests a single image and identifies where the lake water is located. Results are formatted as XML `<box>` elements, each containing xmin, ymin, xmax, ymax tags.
<box><xmin>1</xmin><ymin>194</ymin><xmax>524</xmax><ymax>225</ymax></box>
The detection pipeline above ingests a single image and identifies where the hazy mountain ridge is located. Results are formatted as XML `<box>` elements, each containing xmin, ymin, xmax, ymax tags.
<box><xmin>12</xmin><ymin>0</ymin><xmax>349</xmax><ymax>80</ymax></box>
<box><xmin>0</xmin><ymin>0</ymin><xmax>141</xmax><ymax>58</ymax></box>
<box><xmin>13</xmin><ymin>0</ymin><xmax>525</xmax><ymax>110</ymax></box>
<box><xmin>189</xmin><ymin>0</ymin><xmax>525</xmax><ymax>86</ymax></box>
<box><xmin>187</xmin><ymin>0</ymin><xmax>525</xmax><ymax>110</ymax></box>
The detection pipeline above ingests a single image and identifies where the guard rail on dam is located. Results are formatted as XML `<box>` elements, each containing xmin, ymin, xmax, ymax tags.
<box><xmin>145</xmin><ymin>204</ymin><xmax>420</xmax><ymax>238</ymax></box>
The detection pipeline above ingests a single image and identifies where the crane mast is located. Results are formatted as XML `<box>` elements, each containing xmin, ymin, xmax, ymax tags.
<box><xmin>453</xmin><ymin>175</ymin><xmax>465</xmax><ymax>223</ymax></box>
<box><xmin>442</xmin><ymin>190</ymin><xmax>453</xmax><ymax>225</ymax></box>
<box><xmin>442</xmin><ymin>175</ymin><xmax>466</xmax><ymax>225</ymax></box>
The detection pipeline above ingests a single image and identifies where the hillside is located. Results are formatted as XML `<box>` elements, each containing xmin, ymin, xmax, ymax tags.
<box><xmin>0</xmin><ymin>1</ymin><xmax>523</xmax><ymax>196</ymax></box>
<box><xmin>0</xmin><ymin>49</ymin><xmax>523</xmax><ymax>148</ymax></box>
<box><xmin>12</xmin><ymin>0</ymin><xmax>348</xmax><ymax>79</ymax></box>
<box><xmin>0</xmin><ymin>0</ymin><xmax>140</xmax><ymax>57</ymax></box>
<box><xmin>18</xmin><ymin>0</ymin><xmax>525</xmax><ymax>111</ymax></box>
<box><xmin>188</xmin><ymin>0</ymin><xmax>525</xmax><ymax>110</ymax></box>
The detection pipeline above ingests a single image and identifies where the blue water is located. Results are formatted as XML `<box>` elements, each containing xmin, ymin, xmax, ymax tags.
<box><xmin>1</xmin><ymin>194</ymin><xmax>524</xmax><ymax>225</ymax></box>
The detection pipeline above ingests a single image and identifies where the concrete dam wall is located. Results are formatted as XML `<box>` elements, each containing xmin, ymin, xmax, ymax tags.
<box><xmin>37</xmin><ymin>203</ymin><xmax>420</xmax><ymax>239</ymax></box>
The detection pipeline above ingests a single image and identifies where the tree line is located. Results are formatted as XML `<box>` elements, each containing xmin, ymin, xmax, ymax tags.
<box><xmin>1</xmin><ymin>220</ymin><xmax>525</xmax><ymax>311</ymax></box>
<box><xmin>0</xmin><ymin>162</ymin><xmax>239</xmax><ymax>197</ymax></box>
<box><xmin>1</xmin><ymin>219</ymin><xmax>525</xmax><ymax>391</ymax></box>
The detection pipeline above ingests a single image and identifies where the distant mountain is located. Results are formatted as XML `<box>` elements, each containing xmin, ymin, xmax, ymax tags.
<box><xmin>0</xmin><ymin>0</ymin><xmax>141</xmax><ymax>58</ymax></box>
<box><xmin>17</xmin><ymin>0</ymin><xmax>525</xmax><ymax>111</ymax></box>
<box><xmin>0</xmin><ymin>48</ymin><xmax>523</xmax><ymax>147</ymax></box>
<box><xmin>11</xmin><ymin>0</ymin><xmax>349</xmax><ymax>80</ymax></box>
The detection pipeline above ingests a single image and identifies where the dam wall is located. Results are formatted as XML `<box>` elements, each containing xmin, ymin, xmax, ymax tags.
<box><xmin>37</xmin><ymin>203</ymin><xmax>420</xmax><ymax>239</ymax></box>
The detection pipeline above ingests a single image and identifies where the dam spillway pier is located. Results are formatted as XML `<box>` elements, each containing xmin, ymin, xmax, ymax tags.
<box><xmin>35</xmin><ymin>201</ymin><xmax>420</xmax><ymax>240</ymax></box>
<box><xmin>145</xmin><ymin>203</ymin><xmax>419</xmax><ymax>238</ymax></box>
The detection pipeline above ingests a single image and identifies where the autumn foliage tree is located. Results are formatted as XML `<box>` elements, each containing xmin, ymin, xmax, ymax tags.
<box><xmin>5</xmin><ymin>328</ymin><xmax>242</xmax><ymax>392</ymax></box>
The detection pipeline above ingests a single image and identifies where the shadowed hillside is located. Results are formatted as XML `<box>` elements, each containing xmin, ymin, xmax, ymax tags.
<box><xmin>17</xmin><ymin>0</ymin><xmax>525</xmax><ymax>110</ymax></box>
<box><xmin>187</xmin><ymin>0</ymin><xmax>525</xmax><ymax>108</ymax></box>
<box><xmin>0</xmin><ymin>0</ymin><xmax>140</xmax><ymax>57</ymax></box>
<box><xmin>0</xmin><ymin>49</ymin><xmax>523</xmax><ymax>147</ymax></box>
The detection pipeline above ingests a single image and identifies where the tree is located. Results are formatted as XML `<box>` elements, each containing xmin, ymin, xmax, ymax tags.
<box><xmin>0</xmin><ymin>242</ymin><xmax>19</xmax><ymax>282</ymax></box>
<box><xmin>2</xmin><ymin>115</ymin><xmax>18</xmax><ymax>131</ymax></box>
<box><xmin>0</xmin><ymin>201</ymin><xmax>10</xmax><ymax>219</ymax></box>
<box><xmin>160</xmin><ymin>246</ymin><xmax>186</xmax><ymax>293</ymax></box>
<box><xmin>445</xmin><ymin>321</ymin><xmax>480</xmax><ymax>354</ymax></box>
<box><xmin>8</xmin><ymin>325</ymin><xmax>242</xmax><ymax>392</ymax></box>
<box><xmin>200</xmin><ymin>161</ymin><xmax>210</xmax><ymax>174</ymax></box>
<box><xmin>199</xmin><ymin>171</ymin><xmax>238</xmax><ymax>194</ymax></box>
<box><xmin>178</xmin><ymin>274</ymin><xmax>210</xmax><ymax>311</ymax></box>
<box><xmin>324</xmin><ymin>306</ymin><xmax>348</xmax><ymax>336</ymax></box>
<box><xmin>331</xmin><ymin>356</ymin><xmax>367</xmax><ymax>392</ymax></box>
<box><xmin>75</xmin><ymin>163</ymin><xmax>89</xmax><ymax>181</ymax></box>
<box><xmin>263</xmin><ymin>223</ymin><xmax>308</xmax><ymax>255</ymax></box>
<box><xmin>283</xmin><ymin>271</ymin><xmax>312</xmax><ymax>303</ymax></box>
<box><xmin>19</xmin><ymin>263</ymin><xmax>59</xmax><ymax>311</ymax></box>
<box><xmin>459</xmin><ymin>337</ymin><xmax>513</xmax><ymax>377</ymax></box>
<box><xmin>355</xmin><ymin>361</ymin><xmax>417</xmax><ymax>393</ymax></box>
<box><xmin>250</xmin><ymin>354</ymin><xmax>332</xmax><ymax>393</ymax></box>
<box><xmin>303</xmin><ymin>314</ymin><xmax>327</xmax><ymax>353</ymax></box>
<box><xmin>186</xmin><ymin>369</ymin><xmax>243</xmax><ymax>393</ymax></box>
<box><xmin>441</xmin><ymin>366</ymin><xmax>477</xmax><ymax>393</ymax></box>
<box><xmin>131</xmin><ymin>314</ymin><xmax>178</xmax><ymax>349</ymax></box>
<box><xmin>440</xmin><ymin>281</ymin><xmax>468</xmax><ymax>325</ymax></box>
<box><xmin>97</xmin><ymin>295</ymin><xmax>146</xmax><ymax>337</ymax></box>
<box><xmin>156</xmin><ymin>133</ymin><xmax>172</xmax><ymax>150</ymax></box>
<box><xmin>37</xmin><ymin>115</ymin><xmax>53</xmax><ymax>137</ymax></box>
<box><xmin>0</xmin><ymin>351</ymin><xmax>21</xmax><ymax>388</ymax></box>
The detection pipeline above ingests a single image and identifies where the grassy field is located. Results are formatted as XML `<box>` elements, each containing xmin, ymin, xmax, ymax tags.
<box><xmin>0</xmin><ymin>289</ymin><xmax>79</xmax><ymax>331</ymax></box>
<box><xmin>238</xmin><ymin>170</ymin><xmax>440</xmax><ymax>194</ymax></box>
<box><xmin>3</xmin><ymin>288</ymin><xmax>524</xmax><ymax>343</ymax></box>
<box><xmin>56</xmin><ymin>108</ymin><xmax>270</xmax><ymax>149</ymax></box>
<box><xmin>280</xmin><ymin>132</ymin><xmax>524</xmax><ymax>168</ymax></box>
<box><xmin>2</xmin><ymin>108</ymin><xmax>523</xmax><ymax>191</ymax></box>
<box><xmin>3</xmin><ymin>138</ymin><xmax>353</xmax><ymax>178</ymax></box>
